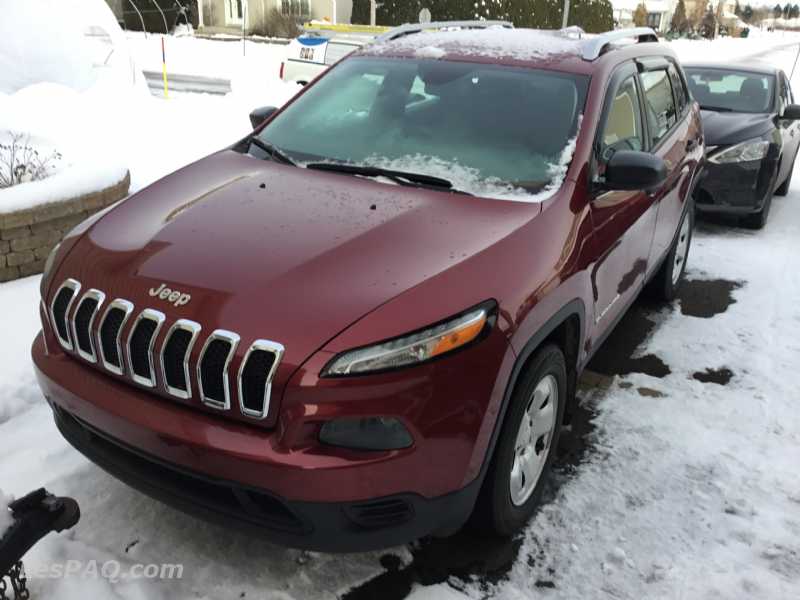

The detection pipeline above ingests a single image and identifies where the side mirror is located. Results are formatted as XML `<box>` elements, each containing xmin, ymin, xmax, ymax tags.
<box><xmin>603</xmin><ymin>150</ymin><xmax>668</xmax><ymax>191</ymax></box>
<box><xmin>782</xmin><ymin>104</ymin><xmax>800</xmax><ymax>120</ymax></box>
<box><xmin>249</xmin><ymin>106</ymin><xmax>279</xmax><ymax>129</ymax></box>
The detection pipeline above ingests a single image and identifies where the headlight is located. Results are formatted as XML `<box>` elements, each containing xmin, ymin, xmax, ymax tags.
<box><xmin>40</xmin><ymin>241</ymin><xmax>62</xmax><ymax>298</ymax></box>
<box><xmin>321</xmin><ymin>304</ymin><xmax>493</xmax><ymax>376</ymax></box>
<box><xmin>709</xmin><ymin>139</ymin><xmax>769</xmax><ymax>164</ymax></box>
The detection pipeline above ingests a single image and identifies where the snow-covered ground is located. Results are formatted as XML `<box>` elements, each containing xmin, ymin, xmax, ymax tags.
<box><xmin>669</xmin><ymin>28</ymin><xmax>800</xmax><ymax>62</ymax></box>
<box><xmin>126</xmin><ymin>32</ymin><xmax>286</xmax><ymax>82</ymax></box>
<box><xmin>0</xmin><ymin>490</ymin><xmax>12</xmax><ymax>539</ymax></box>
<box><xmin>1</xmin><ymin>31</ymin><xmax>800</xmax><ymax>600</ymax></box>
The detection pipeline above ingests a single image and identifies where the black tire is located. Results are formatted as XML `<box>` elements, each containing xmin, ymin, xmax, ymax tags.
<box><xmin>741</xmin><ymin>193</ymin><xmax>773</xmax><ymax>230</ymax></box>
<box><xmin>649</xmin><ymin>202</ymin><xmax>694</xmax><ymax>301</ymax></box>
<box><xmin>474</xmin><ymin>344</ymin><xmax>567</xmax><ymax>536</ymax></box>
<box><xmin>774</xmin><ymin>158</ymin><xmax>794</xmax><ymax>197</ymax></box>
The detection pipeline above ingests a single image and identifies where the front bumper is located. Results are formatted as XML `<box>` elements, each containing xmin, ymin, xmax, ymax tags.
<box><xmin>694</xmin><ymin>156</ymin><xmax>777</xmax><ymax>214</ymax></box>
<box><xmin>50</xmin><ymin>400</ymin><xmax>479</xmax><ymax>552</ymax></box>
<box><xmin>33</xmin><ymin>318</ymin><xmax>513</xmax><ymax>551</ymax></box>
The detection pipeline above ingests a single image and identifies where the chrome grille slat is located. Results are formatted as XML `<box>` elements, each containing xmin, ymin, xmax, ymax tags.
<box><xmin>160</xmin><ymin>319</ymin><xmax>201</xmax><ymax>399</ymax></box>
<box><xmin>48</xmin><ymin>279</ymin><xmax>285</xmax><ymax>422</ymax></box>
<box><xmin>50</xmin><ymin>279</ymin><xmax>81</xmax><ymax>350</ymax></box>
<box><xmin>126</xmin><ymin>309</ymin><xmax>166</xmax><ymax>388</ymax></box>
<box><xmin>72</xmin><ymin>289</ymin><xmax>106</xmax><ymax>363</ymax></box>
<box><xmin>98</xmin><ymin>299</ymin><xmax>134</xmax><ymax>375</ymax></box>
<box><xmin>238</xmin><ymin>340</ymin><xmax>285</xmax><ymax>420</ymax></box>
<box><xmin>197</xmin><ymin>330</ymin><xmax>240</xmax><ymax>411</ymax></box>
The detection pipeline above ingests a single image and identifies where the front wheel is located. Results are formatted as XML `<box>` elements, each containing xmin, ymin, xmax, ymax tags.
<box><xmin>774</xmin><ymin>154</ymin><xmax>795</xmax><ymax>197</ymax></box>
<box><xmin>649</xmin><ymin>203</ymin><xmax>694</xmax><ymax>301</ymax></box>
<box><xmin>474</xmin><ymin>344</ymin><xmax>566</xmax><ymax>536</ymax></box>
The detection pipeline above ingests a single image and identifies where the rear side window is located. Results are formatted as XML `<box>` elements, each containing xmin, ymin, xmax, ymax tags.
<box><xmin>668</xmin><ymin>64</ymin><xmax>689</xmax><ymax>115</ymax></box>
<box><xmin>640</xmin><ymin>69</ymin><xmax>677</xmax><ymax>146</ymax></box>
<box><xmin>600</xmin><ymin>75</ymin><xmax>645</xmax><ymax>160</ymax></box>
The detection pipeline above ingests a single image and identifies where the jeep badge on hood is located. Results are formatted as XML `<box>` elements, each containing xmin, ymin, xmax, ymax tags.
<box><xmin>149</xmin><ymin>283</ymin><xmax>191</xmax><ymax>307</ymax></box>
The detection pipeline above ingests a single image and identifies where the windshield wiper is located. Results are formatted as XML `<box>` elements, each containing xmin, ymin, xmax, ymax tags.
<box><xmin>305</xmin><ymin>162</ymin><xmax>471</xmax><ymax>195</ymax></box>
<box><xmin>249</xmin><ymin>136</ymin><xmax>296</xmax><ymax>166</ymax></box>
<box><xmin>700</xmin><ymin>105</ymin><xmax>735</xmax><ymax>113</ymax></box>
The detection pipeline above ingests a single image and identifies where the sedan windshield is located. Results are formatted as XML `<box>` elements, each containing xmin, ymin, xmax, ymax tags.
<box><xmin>685</xmin><ymin>67</ymin><xmax>775</xmax><ymax>114</ymax></box>
<box><xmin>256</xmin><ymin>57</ymin><xmax>588</xmax><ymax>201</ymax></box>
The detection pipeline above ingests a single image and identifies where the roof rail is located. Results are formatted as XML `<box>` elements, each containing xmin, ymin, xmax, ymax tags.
<box><xmin>581</xmin><ymin>27</ymin><xmax>658</xmax><ymax>61</ymax></box>
<box><xmin>376</xmin><ymin>20</ymin><xmax>514</xmax><ymax>43</ymax></box>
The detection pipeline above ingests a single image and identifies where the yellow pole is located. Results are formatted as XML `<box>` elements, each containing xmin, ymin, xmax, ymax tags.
<box><xmin>161</xmin><ymin>37</ymin><xmax>169</xmax><ymax>99</ymax></box>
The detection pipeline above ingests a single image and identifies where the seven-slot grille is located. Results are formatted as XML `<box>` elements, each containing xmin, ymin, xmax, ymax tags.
<box><xmin>47</xmin><ymin>278</ymin><xmax>284</xmax><ymax>421</ymax></box>
<box><xmin>72</xmin><ymin>289</ymin><xmax>106</xmax><ymax>362</ymax></box>
<box><xmin>161</xmin><ymin>319</ymin><xmax>201</xmax><ymax>399</ymax></box>
<box><xmin>198</xmin><ymin>330</ymin><xmax>239</xmax><ymax>411</ymax></box>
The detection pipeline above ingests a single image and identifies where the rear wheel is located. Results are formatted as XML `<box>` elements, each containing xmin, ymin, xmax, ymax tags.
<box><xmin>474</xmin><ymin>344</ymin><xmax>566</xmax><ymax>536</ymax></box>
<box><xmin>649</xmin><ymin>203</ymin><xmax>693</xmax><ymax>301</ymax></box>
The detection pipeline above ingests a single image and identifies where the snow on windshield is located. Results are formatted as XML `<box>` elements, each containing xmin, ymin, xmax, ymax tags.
<box><xmin>359</xmin><ymin>116</ymin><xmax>582</xmax><ymax>203</ymax></box>
<box><xmin>372</xmin><ymin>28</ymin><xmax>581</xmax><ymax>62</ymax></box>
<box><xmin>262</xmin><ymin>56</ymin><xmax>587</xmax><ymax>202</ymax></box>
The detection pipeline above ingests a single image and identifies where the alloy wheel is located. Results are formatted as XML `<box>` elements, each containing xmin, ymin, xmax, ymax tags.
<box><xmin>509</xmin><ymin>374</ymin><xmax>558</xmax><ymax>506</ymax></box>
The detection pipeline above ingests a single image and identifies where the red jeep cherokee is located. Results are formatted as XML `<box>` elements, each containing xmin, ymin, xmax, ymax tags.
<box><xmin>32</xmin><ymin>24</ymin><xmax>703</xmax><ymax>552</ymax></box>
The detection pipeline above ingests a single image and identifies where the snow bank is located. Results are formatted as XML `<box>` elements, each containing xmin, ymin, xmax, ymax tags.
<box><xmin>0</xmin><ymin>83</ymin><xmax>129</xmax><ymax>212</ymax></box>
<box><xmin>0</xmin><ymin>489</ymin><xmax>12</xmax><ymax>539</ymax></box>
<box><xmin>0</xmin><ymin>0</ymin><xmax>149</xmax><ymax>211</ymax></box>
<box><xmin>0</xmin><ymin>0</ymin><xmax>144</xmax><ymax>95</ymax></box>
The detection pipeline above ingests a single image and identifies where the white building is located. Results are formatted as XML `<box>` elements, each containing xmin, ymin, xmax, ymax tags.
<box><xmin>611</xmin><ymin>0</ymin><xmax>676</xmax><ymax>32</ymax></box>
<box><xmin>198</xmin><ymin>0</ymin><xmax>354</xmax><ymax>34</ymax></box>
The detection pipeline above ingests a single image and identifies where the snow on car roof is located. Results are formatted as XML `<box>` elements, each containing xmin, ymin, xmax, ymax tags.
<box><xmin>365</xmin><ymin>28</ymin><xmax>584</xmax><ymax>64</ymax></box>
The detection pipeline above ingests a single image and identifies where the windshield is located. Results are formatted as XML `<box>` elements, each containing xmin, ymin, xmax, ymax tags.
<box><xmin>684</xmin><ymin>68</ymin><xmax>775</xmax><ymax>114</ymax></box>
<box><xmin>256</xmin><ymin>57</ymin><xmax>589</xmax><ymax>201</ymax></box>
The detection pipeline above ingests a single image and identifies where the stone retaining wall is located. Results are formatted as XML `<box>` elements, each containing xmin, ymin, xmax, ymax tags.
<box><xmin>0</xmin><ymin>172</ymin><xmax>130</xmax><ymax>283</ymax></box>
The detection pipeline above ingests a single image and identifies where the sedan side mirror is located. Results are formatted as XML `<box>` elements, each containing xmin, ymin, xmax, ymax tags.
<box><xmin>782</xmin><ymin>104</ymin><xmax>800</xmax><ymax>120</ymax></box>
<box><xmin>603</xmin><ymin>150</ymin><xmax>668</xmax><ymax>191</ymax></box>
<box><xmin>249</xmin><ymin>106</ymin><xmax>279</xmax><ymax>129</ymax></box>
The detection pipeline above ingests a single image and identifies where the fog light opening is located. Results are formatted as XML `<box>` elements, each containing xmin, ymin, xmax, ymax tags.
<box><xmin>319</xmin><ymin>417</ymin><xmax>413</xmax><ymax>451</ymax></box>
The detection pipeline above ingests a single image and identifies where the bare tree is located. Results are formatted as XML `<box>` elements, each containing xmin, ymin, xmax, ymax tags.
<box><xmin>0</xmin><ymin>132</ymin><xmax>62</xmax><ymax>189</ymax></box>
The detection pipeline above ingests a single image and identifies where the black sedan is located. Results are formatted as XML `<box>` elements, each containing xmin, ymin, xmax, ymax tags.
<box><xmin>684</xmin><ymin>62</ymin><xmax>800</xmax><ymax>228</ymax></box>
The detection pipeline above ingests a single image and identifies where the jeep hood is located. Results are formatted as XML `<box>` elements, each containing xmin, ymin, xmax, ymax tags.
<box><xmin>60</xmin><ymin>150</ymin><xmax>536</xmax><ymax>378</ymax></box>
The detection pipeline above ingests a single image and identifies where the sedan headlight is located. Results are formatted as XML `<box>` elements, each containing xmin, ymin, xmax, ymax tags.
<box><xmin>709</xmin><ymin>139</ymin><xmax>769</xmax><ymax>164</ymax></box>
<box><xmin>322</xmin><ymin>304</ymin><xmax>493</xmax><ymax>376</ymax></box>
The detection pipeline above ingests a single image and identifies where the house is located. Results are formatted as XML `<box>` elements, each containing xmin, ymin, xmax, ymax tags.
<box><xmin>198</xmin><ymin>0</ymin><xmax>353</xmax><ymax>34</ymax></box>
<box><xmin>611</xmin><ymin>0</ymin><xmax>742</xmax><ymax>33</ymax></box>
<box><xmin>612</xmin><ymin>0</ymin><xmax>675</xmax><ymax>32</ymax></box>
